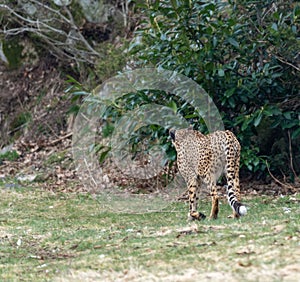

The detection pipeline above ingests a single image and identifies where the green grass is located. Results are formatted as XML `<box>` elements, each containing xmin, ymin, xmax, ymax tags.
<box><xmin>0</xmin><ymin>187</ymin><xmax>299</xmax><ymax>281</ymax></box>
<box><xmin>0</xmin><ymin>150</ymin><xmax>19</xmax><ymax>163</ymax></box>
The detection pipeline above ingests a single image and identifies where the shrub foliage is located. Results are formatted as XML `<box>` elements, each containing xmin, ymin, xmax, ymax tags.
<box><xmin>131</xmin><ymin>0</ymin><xmax>300</xmax><ymax>179</ymax></box>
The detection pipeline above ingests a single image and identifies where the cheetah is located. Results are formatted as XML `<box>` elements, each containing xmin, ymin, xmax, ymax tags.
<box><xmin>169</xmin><ymin>128</ymin><xmax>247</xmax><ymax>220</ymax></box>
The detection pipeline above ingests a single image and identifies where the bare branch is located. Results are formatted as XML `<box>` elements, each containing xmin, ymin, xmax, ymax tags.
<box><xmin>0</xmin><ymin>2</ymin><xmax>101</xmax><ymax>65</ymax></box>
<box><xmin>276</xmin><ymin>55</ymin><xmax>300</xmax><ymax>72</ymax></box>
<box><xmin>288</xmin><ymin>130</ymin><xmax>300</xmax><ymax>180</ymax></box>
<box><xmin>62</xmin><ymin>6</ymin><xmax>101</xmax><ymax>57</ymax></box>
<box><xmin>265</xmin><ymin>160</ymin><xmax>296</xmax><ymax>193</ymax></box>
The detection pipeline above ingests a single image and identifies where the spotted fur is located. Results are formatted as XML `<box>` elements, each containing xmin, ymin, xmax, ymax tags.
<box><xmin>170</xmin><ymin>128</ymin><xmax>247</xmax><ymax>220</ymax></box>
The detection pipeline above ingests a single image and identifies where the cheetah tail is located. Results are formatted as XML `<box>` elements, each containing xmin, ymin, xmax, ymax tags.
<box><xmin>227</xmin><ymin>189</ymin><xmax>247</xmax><ymax>216</ymax></box>
<box><xmin>231</xmin><ymin>200</ymin><xmax>247</xmax><ymax>216</ymax></box>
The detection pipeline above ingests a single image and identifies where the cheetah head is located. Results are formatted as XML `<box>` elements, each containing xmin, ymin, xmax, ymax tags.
<box><xmin>169</xmin><ymin>129</ymin><xmax>176</xmax><ymax>141</ymax></box>
<box><xmin>169</xmin><ymin>127</ymin><xmax>194</xmax><ymax>142</ymax></box>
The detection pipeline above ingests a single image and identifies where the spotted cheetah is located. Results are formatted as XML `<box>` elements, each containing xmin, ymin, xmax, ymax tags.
<box><xmin>169</xmin><ymin>128</ymin><xmax>247</xmax><ymax>220</ymax></box>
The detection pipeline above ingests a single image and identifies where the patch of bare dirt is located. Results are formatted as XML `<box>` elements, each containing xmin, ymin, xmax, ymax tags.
<box><xmin>0</xmin><ymin>58</ymin><xmax>79</xmax><ymax>191</ymax></box>
<box><xmin>0</xmin><ymin>59</ymin><xmax>72</xmax><ymax>146</ymax></box>
<box><xmin>54</xmin><ymin>264</ymin><xmax>300</xmax><ymax>282</ymax></box>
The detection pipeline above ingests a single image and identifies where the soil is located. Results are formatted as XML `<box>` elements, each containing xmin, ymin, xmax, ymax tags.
<box><xmin>0</xmin><ymin>59</ymin><xmax>72</xmax><ymax>145</ymax></box>
<box><xmin>0</xmin><ymin>59</ymin><xmax>299</xmax><ymax>196</ymax></box>
<box><xmin>0</xmin><ymin>58</ymin><xmax>77</xmax><ymax>190</ymax></box>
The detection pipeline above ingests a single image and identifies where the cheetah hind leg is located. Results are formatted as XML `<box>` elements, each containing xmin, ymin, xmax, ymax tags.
<box><xmin>209</xmin><ymin>195</ymin><xmax>219</xmax><ymax>220</ymax></box>
<box><xmin>209</xmin><ymin>183</ymin><xmax>219</xmax><ymax>220</ymax></box>
<box><xmin>187</xmin><ymin>178</ymin><xmax>206</xmax><ymax>221</ymax></box>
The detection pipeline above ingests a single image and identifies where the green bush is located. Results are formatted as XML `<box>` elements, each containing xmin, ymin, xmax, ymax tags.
<box><xmin>130</xmin><ymin>0</ymin><xmax>300</xmax><ymax>179</ymax></box>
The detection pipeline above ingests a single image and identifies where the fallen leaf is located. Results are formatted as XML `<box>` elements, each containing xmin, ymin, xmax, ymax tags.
<box><xmin>176</xmin><ymin>224</ymin><xmax>198</xmax><ymax>237</ymax></box>
<box><xmin>16</xmin><ymin>238</ymin><xmax>22</xmax><ymax>247</ymax></box>
<box><xmin>238</xmin><ymin>261</ymin><xmax>252</xmax><ymax>267</ymax></box>
<box><xmin>273</xmin><ymin>224</ymin><xmax>286</xmax><ymax>233</ymax></box>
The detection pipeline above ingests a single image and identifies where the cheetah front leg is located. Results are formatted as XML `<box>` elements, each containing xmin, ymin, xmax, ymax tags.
<box><xmin>187</xmin><ymin>177</ymin><xmax>206</xmax><ymax>221</ymax></box>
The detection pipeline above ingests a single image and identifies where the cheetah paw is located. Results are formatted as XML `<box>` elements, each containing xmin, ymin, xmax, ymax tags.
<box><xmin>188</xmin><ymin>212</ymin><xmax>206</xmax><ymax>221</ymax></box>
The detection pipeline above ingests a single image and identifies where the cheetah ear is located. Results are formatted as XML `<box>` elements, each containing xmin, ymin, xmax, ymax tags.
<box><xmin>169</xmin><ymin>129</ymin><xmax>176</xmax><ymax>141</ymax></box>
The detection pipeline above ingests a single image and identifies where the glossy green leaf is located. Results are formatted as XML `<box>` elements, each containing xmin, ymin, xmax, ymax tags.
<box><xmin>227</xmin><ymin>37</ymin><xmax>239</xmax><ymax>48</ymax></box>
